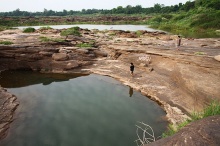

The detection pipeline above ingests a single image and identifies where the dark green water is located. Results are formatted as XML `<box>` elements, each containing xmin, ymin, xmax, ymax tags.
<box><xmin>0</xmin><ymin>70</ymin><xmax>168</xmax><ymax>146</ymax></box>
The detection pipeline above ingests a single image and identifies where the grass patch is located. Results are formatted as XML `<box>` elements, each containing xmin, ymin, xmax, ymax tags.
<box><xmin>60</xmin><ymin>26</ymin><xmax>81</xmax><ymax>37</ymax></box>
<box><xmin>0</xmin><ymin>26</ymin><xmax>17</xmax><ymax>31</ymax></box>
<box><xmin>194</xmin><ymin>52</ymin><xmax>207</xmax><ymax>55</ymax></box>
<box><xmin>39</xmin><ymin>36</ymin><xmax>65</xmax><ymax>43</ymax></box>
<box><xmin>136</xmin><ymin>30</ymin><xmax>143</xmax><ymax>37</ymax></box>
<box><xmin>39</xmin><ymin>26</ymin><xmax>53</xmax><ymax>30</ymax></box>
<box><xmin>108</xmin><ymin>32</ymin><xmax>116</xmax><ymax>36</ymax></box>
<box><xmin>76</xmin><ymin>43</ymin><xmax>93</xmax><ymax>48</ymax></box>
<box><xmin>23</xmin><ymin>27</ymin><xmax>36</xmax><ymax>33</ymax></box>
<box><xmin>0</xmin><ymin>41</ymin><xmax>13</xmax><ymax>45</ymax></box>
<box><xmin>163</xmin><ymin>100</ymin><xmax>220</xmax><ymax>138</ymax></box>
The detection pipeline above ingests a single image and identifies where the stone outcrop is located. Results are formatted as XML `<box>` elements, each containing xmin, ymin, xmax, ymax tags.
<box><xmin>0</xmin><ymin>28</ymin><xmax>220</xmax><ymax>142</ymax></box>
<box><xmin>0</xmin><ymin>86</ymin><xmax>19</xmax><ymax>140</ymax></box>
<box><xmin>148</xmin><ymin>115</ymin><xmax>220</xmax><ymax>146</ymax></box>
<box><xmin>214</xmin><ymin>55</ymin><xmax>220</xmax><ymax>62</ymax></box>
<box><xmin>52</xmin><ymin>53</ymin><xmax>69</xmax><ymax>61</ymax></box>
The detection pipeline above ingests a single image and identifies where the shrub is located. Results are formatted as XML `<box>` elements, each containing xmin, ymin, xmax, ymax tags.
<box><xmin>39</xmin><ymin>36</ymin><xmax>65</xmax><ymax>43</ymax></box>
<box><xmin>152</xmin><ymin>16</ymin><xmax>163</xmax><ymax>23</ymax></box>
<box><xmin>60</xmin><ymin>26</ymin><xmax>81</xmax><ymax>36</ymax></box>
<box><xmin>161</xmin><ymin>14</ymin><xmax>173</xmax><ymax>20</ymax></box>
<box><xmin>39</xmin><ymin>36</ymin><xmax>51</xmax><ymax>42</ymax></box>
<box><xmin>159</xmin><ymin>24</ymin><xmax>173</xmax><ymax>31</ymax></box>
<box><xmin>173</xmin><ymin>14</ymin><xmax>187</xmax><ymax>21</ymax></box>
<box><xmin>190</xmin><ymin>100</ymin><xmax>220</xmax><ymax>121</ymax></box>
<box><xmin>0</xmin><ymin>41</ymin><xmax>13</xmax><ymax>45</ymax></box>
<box><xmin>163</xmin><ymin>100</ymin><xmax>220</xmax><ymax>138</ymax></box>
<box><xmin>136</xmin><ymin>30</ymin><xmax>143</xmax><ymax>37</ymax></box>
<box><xmin>108</xmin><ymin>32</ymin><xmax>116</xmax><ymax>36</ymax></box>
<box><xmin>23</xmin><ymin>27</ymin><xmax>36</xmax><ymax>33</ymax></box>
<box><xmin>0</xmin><ymin>27</ymin><xmax>5</xmax><ymax>31</ymax></box>
<box><xmin>76</xmin><ymin>43</ymin><xmax>93</xmax><ymax>48</ymax></box>
<box><xmin>0</xmin><ymin>26</ymin><xmax>17</xmax><ymax>31</ymax></box>
<box><xmin>190</xmin><ymin>13</ymin><xmax>220</xmax><ymax>29</ymax></box>
<box><xmin>39</xmin><ymin>26</ymin><xmax>53</xmax><ymax>30</ymax></box>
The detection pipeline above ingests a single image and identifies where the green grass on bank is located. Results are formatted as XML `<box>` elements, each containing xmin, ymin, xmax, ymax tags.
<box><xmin>39</xmin><ymin>36</ymin><xmax>65</xmax><ymax>43</ymax></box>
<box><xmin>0</xmin><ymin>41</ymin><xmax>13</xmax><ymax>45</ymax></box>
<box><xmin>23</xmin><ymin>27</ymin><xmax>35</xmax><ymax>33</ymax></box>
<box><xmin>163</xmin><ymin>100</ymin><xmax>220</xmax><ymax>138</ymax></box>
<box><xmin>147</xmin><ymin>8</ymin><xmax>220</xmax><ymax>37</ymax></box>
<box><xmin>60</xmin><ymin>26</ymin><xmax>81</xmax><ymax>37</ymax></box>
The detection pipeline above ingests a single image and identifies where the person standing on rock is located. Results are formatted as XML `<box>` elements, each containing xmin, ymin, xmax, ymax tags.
<box><xmin>177</xmin><ymin>35</ymin><xmax>181</xmax><ymax>50</ymax></box>
<box><xmin>130</xmin><ymin>63</ymin><xmax>134</xmax><ymax>76</ymax></box>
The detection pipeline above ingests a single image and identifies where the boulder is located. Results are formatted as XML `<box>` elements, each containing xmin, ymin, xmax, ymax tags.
<box><xmin>0</xmin><ymin>86</ymin><xmax>19</xmax><ymax>140</ymax></box>
<box><xmin>214</xmin><ymin>55</ymin><xmax>220</xmax><ymax>62</ymax></box>
<box><xmin>139</xmin><ymin>63</ymin><xmax>148</xmax><ymax>67</ymax></box>
<box><xmin>52</xmin><ymin>53</ymin><xmax>69</xmax><ymax>61</ymax></box>
<box><xmin>39</xmin><ymin>51</ymin><xmax>53</xmax><ymax>57</ymax></box>
<box><xmin>65</xmin><ymin>61</ymin><xmax>80</xmax><ymax>70</ymax></box>
<box><xmin>94</xmin><ymin>50</ymin><xmax>108</xmax><ymax>57</ymax></box>
<box><xmin>76</xmin><ymin>49</ymin><xmax>89</xmax><ymax>54</ymax></box>
<box><xmin>148</xmin><ymin>116</ymin><xmax>220</xmax><ymax>146</ymax></box>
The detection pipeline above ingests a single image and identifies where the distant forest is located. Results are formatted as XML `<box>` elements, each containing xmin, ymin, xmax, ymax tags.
<box><xmin>1</xmin><ymin>0</ymin><xmax>219</xmax><ymax>16</ymax></box>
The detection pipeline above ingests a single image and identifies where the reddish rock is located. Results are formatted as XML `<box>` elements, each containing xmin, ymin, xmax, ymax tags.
<box><xmin>52</xmin><ymin>53</ymin><xmax>69</xmax><ymax>61</ymax></box>
<box><xmin>148</xmin><ymin>116</ymin><xmax>220</xmax><ymax>146</ymax></box>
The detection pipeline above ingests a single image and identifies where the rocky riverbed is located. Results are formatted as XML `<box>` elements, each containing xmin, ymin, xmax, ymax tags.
<box><xmin>0</xmin><ymin>27</ymin><xmax>220</xmax><ymax>144</ymax></box>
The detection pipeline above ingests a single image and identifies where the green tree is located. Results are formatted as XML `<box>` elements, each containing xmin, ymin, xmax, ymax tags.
<box><xmin>154</xmin><ymin>4</ymin><xmax>162</xmax><ymax>13</ymax></box>
<box><xmin>182</xmin><ymin>1</ymin><xmax>195</xmax><ymax>11</ymax></box>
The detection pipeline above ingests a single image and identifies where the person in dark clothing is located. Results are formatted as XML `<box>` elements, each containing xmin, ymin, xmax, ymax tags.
<box><xmin>130</xmin><ymin>63</ymin><xmax>134</xmax><ymax>76</ymax></box>
<box><xmin>177</xmin><ymin>35</ymin><xmax>181</xmax><ymax>50</ymax></box>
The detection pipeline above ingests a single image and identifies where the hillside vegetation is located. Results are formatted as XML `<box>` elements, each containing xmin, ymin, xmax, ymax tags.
<box><xmin>147</xmin><ymin>0</ymin><xmax>220</xmax><ymax>37</ymax></box>
<box><xmin>0</xmin><ymin>0</ymin><xmax>219</xmax><ymax>37</ymax></box>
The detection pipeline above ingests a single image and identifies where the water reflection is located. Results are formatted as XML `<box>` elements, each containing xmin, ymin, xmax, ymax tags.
<box><xmin>0</xmin><ymin>71</ymin><xmax>168</xmax><ymax>146</ymax></box>
<box><xmin>0</xmin><ymin>70</ymin><xmax>88</xmax><ymax>88</ymax></box>
<box><xmin>129</xmin><ymin>86</ymin><xmax>133</xmax><ymax>97</ymax></box>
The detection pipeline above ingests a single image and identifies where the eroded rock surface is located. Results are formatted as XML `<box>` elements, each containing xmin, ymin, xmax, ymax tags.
<box><xmin>148</xmin><ymin>115</ymin><xmax>220</xmax><ymax>146</ymax></box>
<box><xmin>0</xmin><ymin>86</ymin><xmax>19</xmax><ymax>140</ymax></box>
<box><xmin>0</xmin><ymin>28</ymin><xmax>220</xmax><ymax>140</ymax></box>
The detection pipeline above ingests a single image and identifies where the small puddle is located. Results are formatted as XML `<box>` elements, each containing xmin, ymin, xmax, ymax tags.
<box><xmin>0</xmin><ymin>70</ymin><xmax>168</xmax><ymax>146</ymax></box>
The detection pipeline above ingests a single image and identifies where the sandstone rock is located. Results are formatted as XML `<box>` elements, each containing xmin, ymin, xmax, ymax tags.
<box><xmin>88</xmin><ymin>54</ymin><xmax>95</xmax><ymax>57</ymax></box>
<box><xmin>108</xmin><ymin>51</ymin><xmax>121</xmax><ymax>59</ymax></box>
<box><xmin>214</xmin><ymin>55</ymin><xmax>220</xmax><ymax>62</ymax></box>
<box><xmin>139</xmin><ymin>63</ymin><xmax>148</xmax><ymax>67</ymax></box>
<box><xmin>40</xmin><ymin>48</ymin><xmax>59</xmax><ymax>53</ymax></box>
<box><xmin>94</xmin><ymin>50</ymin><xmax>108</xmax><ymax>57</ymax></box>
<box><xmin>76</xmin><ymin>49</ymin><xmax>89</xmax><ymax>54</ymax></box>
<box><xmin>0</xmin><ymin>86</ymin><xmax>19</xmax><ymax>140</ymax></box>
<box><xmin>39</xmin><ymin>51</ymin><xmax>53</xmax><ymax>57</ymax></box>
<box><xmin>65</xmin><ymin>61</ymin><xmax>80</xmax><ymax>70</ymax></box>
<box><xmin>52</xmin><ymin>53</ymin><xmax>69</xmax><ymax>61</ymax></box>
<box><xmin>148</xmin><ymin>116</ymin><xmax>220</xmax><ymax>146</ymax></box>
<box><xmin>59</xmin><ymin>48</ymin><xmax>72</xmax><ymax>53</ymax></box>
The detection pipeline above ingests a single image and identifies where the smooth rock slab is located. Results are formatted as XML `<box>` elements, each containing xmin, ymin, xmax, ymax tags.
<box><xmin>52</xmin><ymin>53</ymin><xmax>69</xmax><ymax>61</ymax></box>
<box><xmin>0</xmin><ymin>86</ymin><xmax>19</xmax><ymax>140</ymax></box>
<box><xmin>214</xmin><ymin>55</ymin><xmax>220</xmax><ymax>62</ymax></box>
<box><xmin>148</xmin><ymin>115</ymin><xmax>220</xmax><ymax>146</ymax></box>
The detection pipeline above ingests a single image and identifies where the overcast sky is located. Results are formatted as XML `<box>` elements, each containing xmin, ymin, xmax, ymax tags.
<box><xmin>0</xmin><ymin>0</ymin><xmax>190</xmax><ymax>12</ymax></box>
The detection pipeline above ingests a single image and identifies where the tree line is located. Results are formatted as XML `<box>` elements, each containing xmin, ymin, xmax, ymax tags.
<box><xmin>0</xmin><ymin>0</ymin><xmax>219</xmax><ymax>17</ymax></box>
